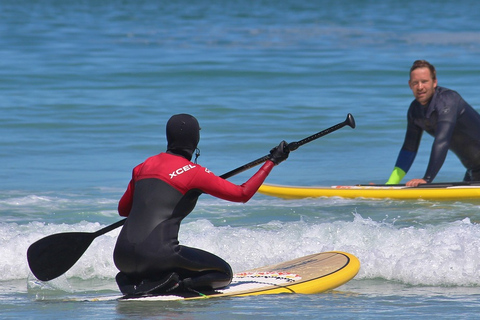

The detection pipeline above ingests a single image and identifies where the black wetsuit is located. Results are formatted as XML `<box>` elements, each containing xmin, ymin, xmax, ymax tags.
<box><xmin>395</xmin><ymin>86</ymin><xmax>480</xmax><ymax>182</ymax></box>
<box><xmin>113</xmin><ymin>152</ymin><xmax>274</xmax><ymax>292</ymax></box>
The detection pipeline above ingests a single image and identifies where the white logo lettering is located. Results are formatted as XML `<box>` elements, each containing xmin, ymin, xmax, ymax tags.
<box><xmin>169</xmin><ymin>164</ymin><xmax>196</xmax><ymax>179</ymax></box>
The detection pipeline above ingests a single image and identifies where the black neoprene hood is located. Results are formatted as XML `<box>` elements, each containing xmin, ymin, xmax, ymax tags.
<box><xmin>166</xmin><ymin>114</ymin><xmax>200</xmax><ymax>160</ymax></box>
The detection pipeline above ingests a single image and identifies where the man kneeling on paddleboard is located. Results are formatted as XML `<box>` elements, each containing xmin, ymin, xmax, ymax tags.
<box><xmin>113</xmin><ymin>113</ymin><xmax>289</xmax><ymax>297</ymax></box>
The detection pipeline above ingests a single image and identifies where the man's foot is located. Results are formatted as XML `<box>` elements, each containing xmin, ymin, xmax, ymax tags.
<box><xmin>115</xmin><ymin>272</ymin><xmax>137</xmax><ymax>295</ymax></box>
<box><xmin>134</xmin><ymin>272</ymin><xmax>180</xmax><ymax>295</ymax></box>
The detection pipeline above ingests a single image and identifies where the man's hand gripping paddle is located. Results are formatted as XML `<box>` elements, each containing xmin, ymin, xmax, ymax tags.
<box><xmin>27</xmin><ymin>113</ymin><xmax>355</xmax><ymax>281</ymax></box>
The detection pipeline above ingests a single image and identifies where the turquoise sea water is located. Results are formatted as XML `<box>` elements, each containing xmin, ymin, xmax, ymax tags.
<box><xmin>2</xmin><ymin>0</ymin><xmax>480</xmax><ymax>318</ymax></box>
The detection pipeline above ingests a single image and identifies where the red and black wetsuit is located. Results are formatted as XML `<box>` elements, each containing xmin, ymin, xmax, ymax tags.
<box><xmin>394</xmin><ymin>86</ymin><xmax>480</xmax><ymax>182</ymax></box>
<box><xmin>113</xmin><ymin>152</ymin><xmax>274</xmax><ymax>290</ymax></box>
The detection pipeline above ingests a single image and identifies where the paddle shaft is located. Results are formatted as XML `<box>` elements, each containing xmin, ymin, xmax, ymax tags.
<box><xmin>27</xmin><ymin>113</ymin><xmax>355</xmax><ymax>281</ymax></box>
<box><xmin>93</xmin><ymin>217</ymin><xmax>127</xmax><ymax>237</ymax></box>
<box><xmin>95</xmin><ymin>113</ymin><xmax>355</xmax><ymax>232</ymax></box>
<box><xmin>221</xmin><ymin>113</ymin><xmax>355</xmax><ymax>179</ymax></box>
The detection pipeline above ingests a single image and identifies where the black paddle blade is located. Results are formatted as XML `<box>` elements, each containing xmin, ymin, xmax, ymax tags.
<box><xmin>27</xmin><ymin>232</ymin><xmax>96</xmax><ymax>281</ymax></box>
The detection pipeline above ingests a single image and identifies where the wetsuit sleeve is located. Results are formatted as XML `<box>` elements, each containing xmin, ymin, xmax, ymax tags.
<box><xmin>194</xmin><ymin>160</ymin><xmax>275</xmax><ymax>203</ymax></box>
<box><xmin>118</xmin><ymin>178</ymin><xmax>134</xmax><ymax>217</ymax></box>
<box><xmin>422</xmin><ymin>91</ymin><xmax>460</xmax><ymax>182</ymax></box>
<box><xmin>423</xmin><ymin>120</ymin><xmax>456</xmax><ymax>183</ymax></box>
<box><xmin>118</xmin><ymin>164</ymin><xmax>143</xmax><ymax>217</ymax></box>
<box><xmin>386</xmin><ymin>112</ymin><xmax>421</xmax><ymax>184</ymax></box>
<box><xmin>386</xmin><ymin>167</ymin><xmax>406</xmax><ymax>185</ymax></box>
<box><xmin>386</xmin><ymin>148</ymin><xmax>417</xmax><ymax>184</ymax></box>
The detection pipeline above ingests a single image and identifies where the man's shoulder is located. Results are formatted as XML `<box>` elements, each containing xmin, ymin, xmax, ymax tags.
<box><xmin>435</xmin><ymin>86</ymin><xmax>461</xmax><ymax>99</ymax></box>
<box><xmin>432</xmin><ymin>86</ymin><xmax>464</xmax><ymax>110</ymax></box>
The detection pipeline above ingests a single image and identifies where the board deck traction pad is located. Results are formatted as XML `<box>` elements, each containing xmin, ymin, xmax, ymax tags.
<box><xmin>117</xmin><ymin>251</ymin><xmax>360</xmax><ymax>301</ymax></box>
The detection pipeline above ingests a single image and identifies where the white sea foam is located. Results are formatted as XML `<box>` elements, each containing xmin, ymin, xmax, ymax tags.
<box><xmin>4</xmin><ymin>212</ymin><xmax>480</xmax><ymax>288</ymax></box>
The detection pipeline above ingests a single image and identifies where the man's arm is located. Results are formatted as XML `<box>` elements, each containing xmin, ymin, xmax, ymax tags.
<box><xmin>386</xmin><ymin>149</ymin><xmax>417</xmax><ymax>184</ymax></box>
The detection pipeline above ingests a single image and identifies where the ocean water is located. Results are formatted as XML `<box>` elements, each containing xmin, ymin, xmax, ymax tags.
<box><xmin>2</xmin><ymin>0</ymin><xmax>480</xmax><ymax>318</ymax></box>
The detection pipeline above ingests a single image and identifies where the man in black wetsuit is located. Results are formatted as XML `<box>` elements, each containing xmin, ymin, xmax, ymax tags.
<box><xmin>387</xmin><ymin>60</ymin><xmax>480</xmax><ymax>187</ymax></box>
<box><xmin>113</xmin><ymin>114</ymin><xmax>290</xmax><ymax>297</ymax></box>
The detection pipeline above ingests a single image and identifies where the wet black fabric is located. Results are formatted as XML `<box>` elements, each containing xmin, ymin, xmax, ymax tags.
<box><xmin>166</xmin><ymin>114</ymin><xmax>200</xmax><ymax>161</ymax></box>
<box><xmin>113</xmin><ymin>178</ymin><xmax>232</xmax><ymax>290</ymax></box>
<box><xmin>401</xmin><ymin>86</ymin><xmax>480</xmax><ymax>182</ymax></box>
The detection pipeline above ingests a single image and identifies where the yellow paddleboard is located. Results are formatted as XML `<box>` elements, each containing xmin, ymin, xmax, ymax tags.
<box><xmin>258</xmin><ymin>183</ymin><xmax>480</xmax><ymax>200</ymax></box>
<box><xmin>121</xmin><ymin>251</ymin><xmax>360</xmax><ymax>301</ymax></box>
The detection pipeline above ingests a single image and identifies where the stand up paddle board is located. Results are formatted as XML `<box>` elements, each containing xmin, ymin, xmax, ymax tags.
<box><xmin>258</xmin><ymin>182</ymin><xmax>480</xmax><ymax>200</ymax></box>
<box><xmin>119</xmin><ymin>251</ymin><xmax>359</xmax><ymax>301</ymax></box>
